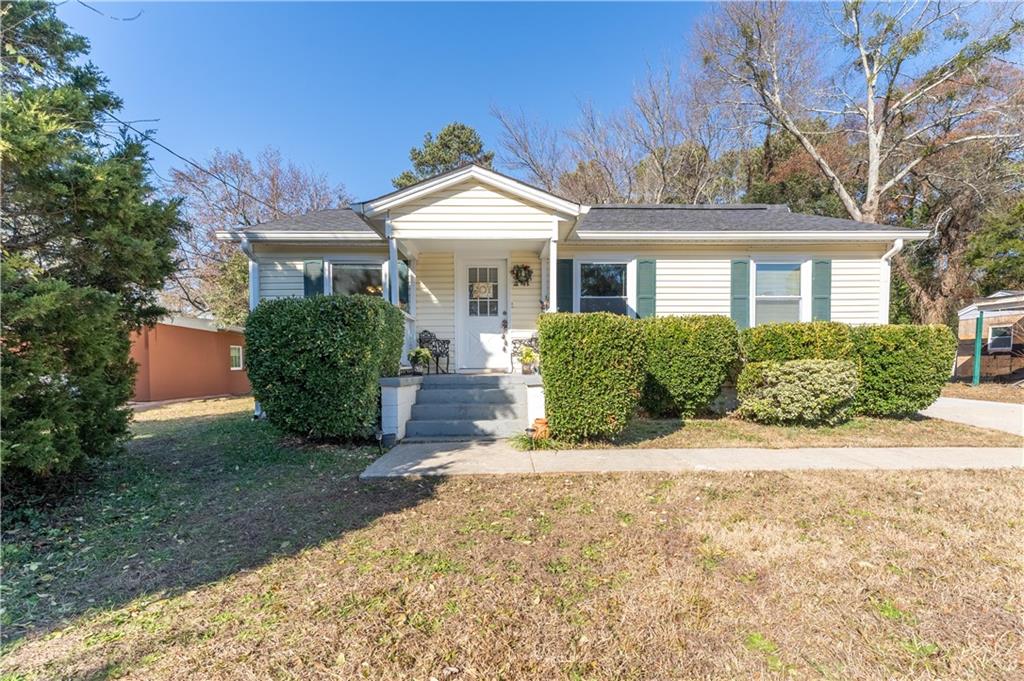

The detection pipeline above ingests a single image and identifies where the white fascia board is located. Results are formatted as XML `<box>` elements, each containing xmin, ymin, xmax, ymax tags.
<box><xmin>572</xmin><ymin>230</ymin><xmax>930</xmax><ymax>242</ymax></box>
<box><xmin>364</xmin><ymin>166</ymin><xmax>581</xmax><ymax>217</ymax></box>
<box><xmin>215</xmin><ymin>230</ymin><xmax>384</xmax><ymax>242</ymax></box>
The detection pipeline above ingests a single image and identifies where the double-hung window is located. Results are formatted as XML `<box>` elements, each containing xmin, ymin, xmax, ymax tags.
<box><xmin>229</xmin><ymin>345</ymin><xmax>244</xmax><ymax>371</ymax></box>
<box><xmin>579</xmin><ymin>262</ymin><xmax>629</xmax><ymax>315</ymax></box>
<box><xmin>988</xmin><ymin>325</ymin><xmax>1013</xmax><ymax>353</ymax></box>
<box><xmin>754</xmin><ymin>262</ymin><xmax>803</xmax><ymax>325</ymax></box>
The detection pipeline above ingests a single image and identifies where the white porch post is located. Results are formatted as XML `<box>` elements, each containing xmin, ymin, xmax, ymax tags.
<box><xmin>386</xmin><ymin>217</ymin><xmax>399</xmax><ymax>306</ymax></box>
<box><xmin>248</xmin><ymin>259</ymin><xmax>259</xmax><ymax>311</ymax></box>
<box><xmin>548</xmin><ymin>237</ymin><xmax>558</xmax><ymax>312</ymax></box>
<box><xmin>408</xmin><ymin>256</ymin><xmax>417</xmax><ymax>317</ymax></box>
<box><xmin>240</xmin><ymin>237</ymin><xmax>263</xmax><ymax>418</ymax></box>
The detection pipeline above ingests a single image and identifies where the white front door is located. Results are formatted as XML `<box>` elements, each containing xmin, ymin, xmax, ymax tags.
<box><xmin>459</xmin><ymin>260</ymin><xmax>507</xmax><ymax>370</ymax></box>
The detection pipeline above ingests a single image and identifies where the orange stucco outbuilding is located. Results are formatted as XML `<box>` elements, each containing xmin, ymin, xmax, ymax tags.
<box><xmin>130</xmin><ymin>315</ymin><xmax>251</xmax><ymax>402</ymax></box>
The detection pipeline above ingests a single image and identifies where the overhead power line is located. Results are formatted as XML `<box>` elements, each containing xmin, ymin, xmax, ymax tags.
<box><xmin>99</xmin><ymin>108</ymin><xmax>282</xmax><ymax>216</ymax></box>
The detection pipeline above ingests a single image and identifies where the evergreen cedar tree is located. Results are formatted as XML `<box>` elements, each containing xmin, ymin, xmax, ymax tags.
<box><xmin>2</xmin><ymin>2</ymin><xmax>184</xmax><ymax>482</ymax></box>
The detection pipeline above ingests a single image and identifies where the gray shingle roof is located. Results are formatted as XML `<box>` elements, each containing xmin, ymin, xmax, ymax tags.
<box><xmin>575</xmin><ymin>204</ymin><xmax>908</xmax><ymax>233</ymax></box>
<box><xmin>240</xmin><ymin>207</ymin><xmax>379</xmax><ymax>235</ymax></box>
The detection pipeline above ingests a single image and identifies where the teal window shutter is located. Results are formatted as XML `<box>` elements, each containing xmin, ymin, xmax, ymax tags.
<box><xmin>730</xmin><ymin>259</ymin><xmax>750</xmax><ymax>330</ymax></box>
<box><xmin>636</xmin><ymin>259</ymin><xmax>656</xmax><ymax>318</ymax></box>
<box><xmin>303</xmin><ymin>260</ymin><xmax>323</xmax><ymax>297</ymax></box>
<box><xmin>556</xmin><ymin>259</ymin><xmax>573</xmax><ymax>312</ymax></box>
<box><xmin>812</xmin><ymin>259</ymin><xmax>832</xmax><ymax>321</ymax></box>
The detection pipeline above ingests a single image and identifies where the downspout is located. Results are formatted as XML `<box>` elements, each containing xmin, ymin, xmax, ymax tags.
<box><xmin>879</xmin><ymin>238</ymin><xmax>904</xmax><ymax>324</ymax></box>
<box><xmin>239</xmin><ymin>235</ymin><xmax>264</xmax><ymax>419</ymax></box>
<box><xmin>881</xmin><ymin>238</ymin><xmax>904</xmax><ymax>263</ymax></box>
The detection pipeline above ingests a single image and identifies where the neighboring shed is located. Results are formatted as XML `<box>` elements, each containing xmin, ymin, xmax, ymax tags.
<box><xmin>955</xmin><ymin>291</ymin><xmax>1024</xmax><ymax>381</ymax></box>
<box><xmin>131</xmin><ymin>315</ymin><xmax>251</xmax><ymax>402</ymax></box>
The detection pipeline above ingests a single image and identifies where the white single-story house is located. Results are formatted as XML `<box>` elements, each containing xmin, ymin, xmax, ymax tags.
<box><xmin>217</xmin><ymin>163</ymin><xmax>928</xmax><ymax>441</ymax></box>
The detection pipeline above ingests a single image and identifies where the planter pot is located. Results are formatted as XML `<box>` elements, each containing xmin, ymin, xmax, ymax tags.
<box><xmin>522</xmin><ymin>364</ymin><xmax>536</xmax><ymax>375</ymax></box>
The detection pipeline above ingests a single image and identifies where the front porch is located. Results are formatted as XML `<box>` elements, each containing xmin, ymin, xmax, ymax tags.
<box><xmin>396</xmin><ymin>244</ymin><xmax>552</xmax><ymax>374</ymax></box>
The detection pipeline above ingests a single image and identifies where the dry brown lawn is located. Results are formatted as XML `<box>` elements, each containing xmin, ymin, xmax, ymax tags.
<box><xmin>568</xmin><ymin>414</ymin><xmax>1024</xmax><ymax>449</ymax></box>
<box><xmin>3</xmin><ymin>399</ymin><xmax>1023</xmax><ymax>680</ymax></box>
<box><xmin>942</xmin><ymin>382</ymin><xmax>1024</xmax><ymax>404</ymax></box>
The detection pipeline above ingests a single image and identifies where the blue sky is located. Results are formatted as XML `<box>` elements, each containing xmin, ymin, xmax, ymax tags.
<box><xmin>59</xmin><ymin>2</ymin><xmax>710</xmax><ymax>199</ymax></box>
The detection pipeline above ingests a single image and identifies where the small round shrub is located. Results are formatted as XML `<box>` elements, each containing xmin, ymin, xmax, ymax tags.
<box><xmin>850</xmin><ymin>324</ymin><xmax>956</xmax><ymax>416</ymax></box>
<box><xmin>740</xmin><ymin>321</ymin><xmax>854</xmax><ymax>363</ymax></box>
<box><xmin>737</xmin><ymin>359</ymin><xmax>860</xmax><ymax>426</ymax></box>
<box><xmin>245</xmin><ymin>294</ymin><xmax>404</xmax><ymax>440</ymax></box>
<box><xmin>537</xmin><ymin>312</ymin><xmax>645</xmax><ymax>442</ymax></box>
<box><xmin>640</xmin><ymin>315</ymin><xmax>740</xmax><ymax>418</ymax></box>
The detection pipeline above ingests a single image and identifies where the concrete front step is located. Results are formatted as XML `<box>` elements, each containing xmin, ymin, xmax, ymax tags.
<box><xmin>414</xmin><ymin>387</ymin><xmax>522</xmax><ymax>404</ymax></box>
<box><xmin>411</xmin><ymin>402</ymin><xmax>526</xmax><ymax>421</ymax></box>
<box><xmin>420</xmin><ymin>374</ymin><xmax>528</xmax><ymax>388</ymax></box>
<box><xmin>405</xmin><ymin>418</ymin><xmax>526</xmax><ymax>438</ymax></box>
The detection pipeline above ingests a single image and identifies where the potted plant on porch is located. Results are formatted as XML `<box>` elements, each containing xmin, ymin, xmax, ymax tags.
<box><xmin>408</xmin><ymin>347</ymin><xmax>432</xmax><ymax>375</ymax></box>
<box><xmin>519</xmin><ymin>346</ymin><xmax>538</xmax><ymax>375</ymax></box>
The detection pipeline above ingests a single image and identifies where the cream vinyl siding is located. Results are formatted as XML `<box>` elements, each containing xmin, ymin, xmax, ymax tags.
<box><xmin>831</xmin><ymin>257</ymin><xmax>884</xmax><ymax>324</ymax></box>
<box><xmin>415</xmin><ymin>252</ymin><xmax>457</xmax><ymax>365</ymax></box>
<box><xmin>258</xmin><ymin>259</ymin><xmax>304</xmax><ymax>300</ymax></box>
<box><xmin>561</xmin><ymin>243</ymin><xmax>886</xmax><ymax>324</ymax></box>
<box><xmin>390</xmin><ymin>180</ymin><xmax>558</xmax><ymax>238</ymax></box>
<box><xmin>509</xmin><ymin>251</ymin><xmax>542</xmax><ymax>335</ymax></box>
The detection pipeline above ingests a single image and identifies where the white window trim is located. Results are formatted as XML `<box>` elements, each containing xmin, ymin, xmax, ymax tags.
<box><xmin>229</xmin><ymin>345</ymin><xmax>244</xmax><ymax>371</ymax></box>
<box><xmin>750</xmin><ymin>257</ymin><xmax>812</xmax><ymax>326</ymax></box>
<box><xmin>988</xmin><ymin>325</ymin><xmax>1014</xmax><ymax>353</ymax></box>
<box><xmin>323</xmin><ymin>255</ymin><xmax>387</xmax><ymax>297</ymax></box>
<box><xmin>573</xmin><ymin>256</ymin><xmax>638</xmax><ymax>317</ymax></box>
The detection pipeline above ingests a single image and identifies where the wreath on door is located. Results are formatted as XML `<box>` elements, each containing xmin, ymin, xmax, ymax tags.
<box><xmin>511</xmin><ymin>263</ymin><xmax>534</xmax><ymax>287</ymax></box>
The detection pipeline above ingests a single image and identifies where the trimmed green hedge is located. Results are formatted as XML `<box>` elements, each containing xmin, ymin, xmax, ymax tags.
<box><xmin>739</xmin><ymin>321</ymin><xmax>956</xmax><ymax>417</ymax></box>
<box><xmin>245</xmin><ymin>295</ymin><xmax>404</xmax><ymax>440</ymax></box>
<box><xmin>737</xmin><ymin>359</ymin><xmax>860</xmax><ymax>425</ymax></box>
<box><xmin>537</xmin><ymin>312</ymin><xmax>645</xmax><ymax>441</ymax></box>
<box><xmin>850</xmin><ymin>324</ymin><xmax>956</xmax><ymax>416</ymax></box>
<box><xmin>641</xmin><ymin>315</ymin><xmax>739</xmax><ymax>418</ymax></box>
<box><xmin>740</xmin><ymin>321</ymin><xmax>854</xmax><ymax>363</ymax></box>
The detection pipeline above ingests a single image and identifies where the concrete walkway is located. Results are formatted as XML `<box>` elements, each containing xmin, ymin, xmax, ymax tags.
<box><xmin>360</xmin><ymin>440</ymin><xmax>1023</xmax><ymax>478</ymax></box>
<box><xmin>921</xmin><ymin>397</ymin><xmax>1024</xmax><ymax>436</ymax></box>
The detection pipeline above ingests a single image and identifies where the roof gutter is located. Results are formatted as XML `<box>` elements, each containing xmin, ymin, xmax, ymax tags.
<box><xmin>573</xmin><ymin>230</ymin><xmax>929</xmax><ymax>242</ymax></box>
<box><xmin>215</xmin><ymin>230</ymin><xmax>384</xmax><ymax>242</ymax></box>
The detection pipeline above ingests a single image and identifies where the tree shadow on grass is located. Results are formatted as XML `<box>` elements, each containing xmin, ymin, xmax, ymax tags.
<box><xmin>1</xmin><ymin>409</ymin><xmax>445</xmax><ymax>646</ymax></box>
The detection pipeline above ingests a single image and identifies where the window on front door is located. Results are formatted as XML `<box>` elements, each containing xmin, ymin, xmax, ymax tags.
<box><xmin>754</xmin><ymin>262</ymin><xmax>802</xmax><ymax>324</ymax></box>
<box><xmin>467</xmin><ymin>266</ymin><xmax>499</xmax><ymax>317</ymax></box>
<box><xmin>580</xmin><ymin>262</ymin><xmax>628</xmax><ymax>315</ymax></box>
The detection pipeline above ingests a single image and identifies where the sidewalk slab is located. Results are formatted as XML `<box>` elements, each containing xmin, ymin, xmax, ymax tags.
<box><xmin>921</xmin><ymin>397</ymin><xmax>1024</xmax><ymax>436</ymax></box>
<box><xmin>362</xmin><ymin>441</ymin><xmax>1023</xmax><ymax>478</ymax></box>
<box><xmin>360</xmin><ymin>440</ymin><xmax>534</xmax><ymax>478</ymax></box>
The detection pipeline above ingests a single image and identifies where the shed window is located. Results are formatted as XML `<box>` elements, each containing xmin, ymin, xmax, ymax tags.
<box><xmin>988</xmin><ymin>325</ymin><xmax>1013</xmax><ymax>353</ymax></box>
<box><xmin>580</xmin><ymin>263</ymin><xmax>628</xmax><ymax>315</ymax></box>
<box><xmin>229</xmin><ymin>345</ymin><xmax>244</xmax><ymax>370</ymax></box>
<box><xmin>754</xmin><ymin>262</ymin><xmax>802</xmax><ymax>325</ymax></box>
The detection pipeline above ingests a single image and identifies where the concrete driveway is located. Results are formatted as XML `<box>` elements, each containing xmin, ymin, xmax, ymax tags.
<box><xmin>921</xmin><ymin>397</ymin><xmax>1024</xmax><ymax>436</ymax></box>
<box><xmin>361</xmin><ymin>440</ymin><xmax>1023</xmax><ymax>478</ymax></box>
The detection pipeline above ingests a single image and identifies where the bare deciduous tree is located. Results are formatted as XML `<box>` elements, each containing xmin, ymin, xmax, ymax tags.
<box><xmin>494</xmin><ymin>64</ymin><xmax>742</xmax><ymax>205</ymax></box>
<box><xmin>698</xmin><ymin>0</ymin><xmax>1023</xmax><ymax>223</ymax></box>
<box><xmin>168</xmin><ymin>147</ymin><xmax>349</xmax><ymax>321</ymax></box>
